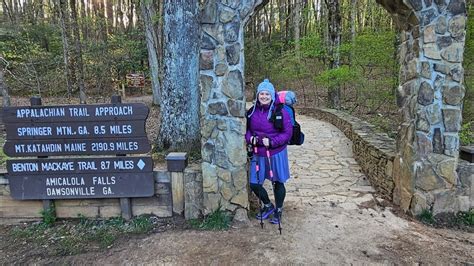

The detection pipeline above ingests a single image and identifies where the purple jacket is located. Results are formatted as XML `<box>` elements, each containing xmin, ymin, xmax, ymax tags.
<box><xmin>245</xmin><ymin>102</ymin><xmax>293</xmax><ymax>156</ymax></box>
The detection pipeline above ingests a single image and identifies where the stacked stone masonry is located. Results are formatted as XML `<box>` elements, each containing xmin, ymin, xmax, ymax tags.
<box><xmin>199</xmin><ymin>0</ymin><xmax>264</xmax><ymax>215</ymax></box>
<box><xmin>373</xmin><ymin>0</ymin><xmax>470</xmax><ymax>215</ymax></box>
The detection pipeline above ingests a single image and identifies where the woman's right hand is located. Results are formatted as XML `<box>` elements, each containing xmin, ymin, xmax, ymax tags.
<box><xmin>250</xmin><ymin>136</ymin><xmax>258</xmax><ymax>145</ymax></box>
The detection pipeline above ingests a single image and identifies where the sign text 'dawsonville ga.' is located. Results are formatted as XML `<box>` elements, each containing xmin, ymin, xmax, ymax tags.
<box><xmin>8</xmin><ymin>172</ymin><xmax>155</xmax><ymax>200</ymax></box>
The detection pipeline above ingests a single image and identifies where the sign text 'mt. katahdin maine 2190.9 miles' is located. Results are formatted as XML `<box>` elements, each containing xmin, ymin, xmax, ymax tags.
<box><xmin>2</xmin><ymin>102</ymin><xmax>155</xmax><ymax>200</ymax></box>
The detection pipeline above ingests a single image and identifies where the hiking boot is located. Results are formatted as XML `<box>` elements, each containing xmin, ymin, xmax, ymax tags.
<box><xmin>256</xmin><ymin>204</ymin><xmax>274</xmax><ymax>220</ymax></box>
<box><xmin>270</xmin><ymin>209</ymin><xmax>282</xmax><ymax>224</ymax></box>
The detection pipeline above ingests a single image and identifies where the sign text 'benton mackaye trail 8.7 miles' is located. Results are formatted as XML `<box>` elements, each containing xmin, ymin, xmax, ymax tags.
<box><xmin>2</xmin><ymin>101</ymin><xmax>155</xmax><ymax>200</ymax></box>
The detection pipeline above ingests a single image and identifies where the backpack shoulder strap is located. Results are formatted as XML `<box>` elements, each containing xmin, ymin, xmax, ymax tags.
<box><xmin>246</xmin><ymin>106</ymin><xmax>255</xmax><ymax>130</ymax></box>
<box><xmin>246</xmin><ymin>105</ymin><xmax>254</xmax><ymax>117</ymax></box>
<box><xmin>282</xmin><ymin>105</ymin><xmax>296</xmax><ymax>126</ymax></box>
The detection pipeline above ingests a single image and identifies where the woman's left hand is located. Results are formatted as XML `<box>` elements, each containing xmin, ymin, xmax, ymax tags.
<box><xmin>262</xmin><ymin>137</ymin><xmax>270</xmax><ymax>147</ymax></box>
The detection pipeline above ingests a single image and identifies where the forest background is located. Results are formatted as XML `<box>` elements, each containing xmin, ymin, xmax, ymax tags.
<box><xmin>0</xmin><ymin>0</ymin><xmax>472</xmax><ymax>147</ymax></box>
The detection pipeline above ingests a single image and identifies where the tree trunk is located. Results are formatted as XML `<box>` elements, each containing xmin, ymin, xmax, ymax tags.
<box><xmin>157</xmin><ymin>0</ymin><xmax>200</xmax><ymax>152</ymax></box>
<box><xmin>285</xmin><ymin>0</ymin><xmax>291</xmax><ymax>44</ymax></box>
<box><xmin>106</xmin><ymin>0</ymin><xmax>113</xmax><ymax>34</ymax></box>
<box><xmin>350</xmin><ymin>0</ymin><xmax>356</xmax><ymax>64</ymax></box>
<box><xmin>294</xmin><ymin>0</ymin><xmax>301</xmax><ymax>58</ymax></box>
<box><xmin>38</xmin><ymin>0</ymin><xmax>44</xmax><ymax>20</ymax></box>
<box><xmin>278</xmin><ymin>0</ymin><xmax>285</xmax><ymax>45</ymax></box>
<box><xmin>2</xmin><ymin>0</ymin><xmax>15</xmax><ymax>26</ymax></box>
<box><xmin>117</xmin><ymin>0</ymin><xmax>125</xmax><ymax>30</ymax></box>
<box><xmin>70</xmin><ymin>0</ymin><xmax>86</xmax><ymax>103</ymax></box>
<box><xmin>141</xmin><ymin>0</ymin><xmax>161</xmax><ymax>105</ymax></box>
<box><xmin>80</xmin><ymin>0</ymin><xmax>88</xmax><ymax>39</ymax></box>
<box><xmin>13</xmin><ymin>0</ymin><xmax>20</xmax><ymax>25</ymax></box>
<box><xmin>263</xmin><ymin>6</ymin><xmax>271</xmax><ymax>41</ymax></box>
<box><xmin>326</xmin><ymin>0</ymin><xmax>340</xmax><ymax>69</ymax></box>
<box><xmin>325</xmin><ymin>0</ymin><xmax>341</xmax><ymax>109</ymax></box>
<box><xmin>127</xmin><ymin>0</ymin><xmax>134</xmax><ymax>31</ymax></box>
<box><xmin>58</xmin><ymin>0</ymin><xmax>73</xmax><ymax>96</ymax></box>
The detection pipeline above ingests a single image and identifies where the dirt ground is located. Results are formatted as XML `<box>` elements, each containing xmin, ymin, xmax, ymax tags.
<box><xmin>2</xmin><ymin>202</ymin><xmax>472</xmax><ymax>265</ymax></box>
<box><xmin>1</xmin><ymin>96</ymin><xmax>473</xmax><ymax>264</ymax></box>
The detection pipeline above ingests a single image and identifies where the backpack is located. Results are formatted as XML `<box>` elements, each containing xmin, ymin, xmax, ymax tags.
<box><xmin>246</xmin><ymin>90</ymin><xmax>304</xmax><ymax>146</ymax></box>
<box><xmin>271</xmin><ymin>91</ymin><xmax>305</xmax><ymax>145</ymax></box>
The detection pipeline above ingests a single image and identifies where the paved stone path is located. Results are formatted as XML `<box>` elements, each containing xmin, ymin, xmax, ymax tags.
<box><xmin>263</xmin><ymin>113</ymin><xmax>377</xmax><ymax>211</ymax></box>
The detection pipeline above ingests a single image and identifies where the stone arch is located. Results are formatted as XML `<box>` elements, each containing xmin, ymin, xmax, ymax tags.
<box><xmin>375</xmin><ymin>0</ymin><xmax>468</xmax><ymax>214</ymax></box>
<box><xmin>199</xmin><ymin>0</ymin><xmax>469</xmax><ymax>215</ymax></box>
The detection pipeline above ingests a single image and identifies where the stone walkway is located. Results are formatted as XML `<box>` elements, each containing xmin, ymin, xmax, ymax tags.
<box><xmin>265</xmin><ymin>113</ymin><xmax>377</xmax><ymax>210</ymax></box>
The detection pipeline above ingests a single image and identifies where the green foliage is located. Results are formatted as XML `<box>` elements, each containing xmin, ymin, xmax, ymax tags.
<box><xmin>300</xmin><ymin>34</ymin><xmax>325</xmax><ymax>59</ymax></box>
<box><xmin>2</xmin><ymin>22</ymin><xmax>148</xmax><ymax>97</ymax></box>
<box><xmin>2</xmin><ymin>24</ymin><xmax>65</xmax><ymax>96</ymax></box>
<box><xmin>269</xmin><ymin>50</ymin><xmax>312</xmax><ymax>84</ymax></box>
<box><xmin>10</xmin><ymin>223</ymin><xmax>48</xmax><ymax>239</ymax></box>
<box><xmin>456</xmin><ymin>210</ymin><xmax>474</xmax><ymax>226</ymax></box>
<box><xmin>40</xmin><ymin>206</ymin><xmax>57</xmax><ymax>227</ymax></box>
<box><xmin>351</xmin><ymin>31</ymin><xmax>398</xmax><ymax>69</ymax></box>
<box><xmin>10</xmin><ymin>215</ymin><xmax>156</xmax><ymax>256</ymax></box>
<box><xmin>417</xmin><ymin>209</ymin><xmax>435</xmax><ymax>225</ymax></box>
<box><xmin>314</xmin><ymin>65</ymin><xmax>360</xmax><ymax>90</ymax></box>
<box><xmin>244</xmin><ymin>38</ymin><xmax>282</xmax><ymax>81</ymax></box>
<box><xmin>369</xmin><ymin>115</ymin><xmax>397</xmax><ymax>138</ymax></box>
<box><xmin>78</xmin><ymin>215</ymin><xmax>154</xmax><ymax>248</ymax></box>
<box><xmin>459</xmin><ymin>122</ymin><xmax>474</xmax><ymax>145</ymax></box>
<box><xmin>129</xmin><ymin>215</ymin><xmax>154</xmax><ymax>234</ymax></box>
<box><xmin>417</xmin><ymin>209</ymin><xmax>473</xmax><ymax>228</ymax></box>
<box><xmin>188</xmin><ymin>208</ymin><xmax>231</xmax><ymax>231</ymax></box>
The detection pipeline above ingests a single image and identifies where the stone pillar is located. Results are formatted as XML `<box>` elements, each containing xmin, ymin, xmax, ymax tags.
<box><xmin>199</xmin><ymin>0</ymin><xmax>265</xmax><ymax>215</ymax></box>
<box><xmin>377</xmin><ymin>0</ymin><xmax>469</xmax><ymax>214</ymax></box>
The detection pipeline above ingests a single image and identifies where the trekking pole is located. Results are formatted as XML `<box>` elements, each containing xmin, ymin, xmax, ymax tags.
<box><xmin>253</xmin><ymin>136</ymin><xmax>264</xmax><ymax>229</ymax></box>
<box><xmin>266</xmin><ymin>147</ymin><xmax>282</xmax><ymax>235</ymax></box>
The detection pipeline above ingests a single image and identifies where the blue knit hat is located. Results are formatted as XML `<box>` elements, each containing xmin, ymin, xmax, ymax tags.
<box><xmin>248</xmin><ymin>79</ymin><xmax>276</xmax><ymax>119</ymax></box>
<box><xmin>257</xmin><ymin>79</ymin><xmax>276</xmax><ymax>102</ymax></box>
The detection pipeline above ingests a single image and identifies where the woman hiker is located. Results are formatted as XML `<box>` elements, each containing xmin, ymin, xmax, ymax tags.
<box><xmin>245</xmin><ymin>79</ymin><xmax>293</xmax><ymax>225</ymax></box>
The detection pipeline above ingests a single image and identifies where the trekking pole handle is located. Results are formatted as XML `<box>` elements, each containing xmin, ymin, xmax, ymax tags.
<box><xmin>252</xmin><ymin>135</ymin><xmax>259</xmax><ymax>172</ymax></box>
<box><xmin>266</xmin><ymin>149</ymin><xmax>274</xmax><ymax>179</ymax></box>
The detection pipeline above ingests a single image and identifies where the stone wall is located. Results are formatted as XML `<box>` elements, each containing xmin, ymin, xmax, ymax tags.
<box><xmin>374</xmin><ymin>0</ymin><xmax>469</xmax><ymax>215</ymax></box>
<box><xmin>301</xmin><ymin>108</ymin><xmax>396</xmax><ymax>199</ymax></box>
<box><xmin>0</xmin><ymin>169</ymin><xmax>172</xmax><ymax>223</ymax></box>
<box><xmin>199</xmin><ymin>0</ymin><xmax>265</xmax><ymax>215</ymax></box>
<box><xmin>301</xmin><ymin>107</ymin><xmax>473</xmax><ymax>214</ymax></box>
